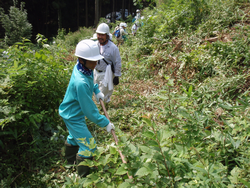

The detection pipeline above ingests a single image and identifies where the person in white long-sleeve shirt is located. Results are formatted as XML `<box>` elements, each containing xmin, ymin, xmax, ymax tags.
<box><xmin>116</xmin><ymin>22</ymin><xmax>128</xmax><ymax>47</ymax></box>
<box><xmin>131</xmin><ymin>22</ymin><xmax>139</xmax><ymax>36</ymax></box>
<box><xmin>94</xmin><ymin>23</ymin><xmax>122</xmax><ymax>103</ymax></box>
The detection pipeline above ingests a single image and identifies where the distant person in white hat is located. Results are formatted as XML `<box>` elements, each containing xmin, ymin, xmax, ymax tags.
<box><xmin>94</xmin><ymin>23</ymin><xmax>122</xmax><ymax>103</ymax></box>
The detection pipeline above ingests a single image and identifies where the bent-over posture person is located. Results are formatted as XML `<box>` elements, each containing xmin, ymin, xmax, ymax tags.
<box><xmin>59</xmin><ymin>39</ymin><xmax>115</xmax><ymax>177</ymax></box>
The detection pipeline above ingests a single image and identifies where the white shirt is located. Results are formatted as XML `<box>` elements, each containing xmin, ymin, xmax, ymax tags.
<box><xmin>117</xmin><ymin>27</ymin><xmax>127</xmax><ymax>40</ymax></box>
<box><xmin>95</xmin><ymin>40</ymin><xmax>122</xmax><ymax>77</ymax></box>
<box><xmin>131</xmin><ymin>24</ymin><xmax>138</xmax><ymax>34</ymax></box>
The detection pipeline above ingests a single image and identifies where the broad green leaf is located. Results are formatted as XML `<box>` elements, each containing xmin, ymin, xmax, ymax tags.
<box><xmin>94</xmin><ymin>147</ymin><xmax>104</xmax><ymax>159</ymax></box>
<box><xmin>115</xmin><ymin>164</ymin><xmax>128</xmax><ymax>175</ymax></box>
<box><xmin>144</xmin><ymin>162</ymin><xmax>157</xmax><ymax>171</ymax></box>
<box><xmin>150</xmin><ymin>170</ymin><xmax>159</xmax><ymax>179</ymax></box>
<box><xmin>147</xmin><ymin>140</ymin><xmax>159</xmax><ymax>147</ymax></box>
<box><xmin>79</xmin><ymin>158</ymin><xmax>94</xmax><ymax>167</ymax></box>
<box><xmin>110</xmin><ymin>146</ymin><xmax>117</xmax><ymax>154</ymax></box>
<box><xmin>153</xmin><ymin>152</ymin><xmax>164</xmax><ymax>161</ymax></box>
<box><xmin>83</xmin><ymin>173</ymin><xmax>100</xmax><ymax>187</ymax></box>
<box><xmin>96</xmin><ymin>182</ymin><xmax>108</xmax><ymax>188</ymax></box>
<box><xmin>239</xmin><ymin>178</ymin><xmax>250</xmax><ymax>187</ymax></box>
<box><xmin>142</xmin><ymin>130</ymin><xmax>155</xmax><ymax>139</ymax></box>
<box><xmin>99</xmin><ymin>154</ymin><xmax>111</xmax><ymax>165</ymax></box>
<box><xmin>108</xmin><ymin>168</ymin><xmax>116</xmax><ymax>174</ymax></box>
<box><xmin>89</xmin><ymin>137</ymin><xmax>97</xmax><ymax>149</ymax></box>
<box><xmin>140</xmin><ymin>154</ymin><xmax>152</xmax><ymax>162</ymax></box>
<box><xmin>135</xmin><ymin>167</ymin><xmax>151</xmax><ymax>177</ymax></box>
<box><xmin>79</xmin><ymin>150</ymin><xmax>92</xmax><ymax>157</ymax></box>
<box><xmin>139</xmin><ymin>145</ymin><xmax>152</xmax><ymax>153</ymax></box>
<box><xmin>118</xmin><ymin>182</ymin><xmax>130</xmax><ymax>188</ymax></box>
<box><xmin>192</xmin><ymin>166</ymin><xmax>208</xmax><ymax>174</ymax></box>
<box><xmin>157</xmin><ymin>130</ymin><xmax>163</xmax><ymax>143</ymax></box>
<box><xmin>142</xmin><ymin>117</ymin><xmax>152</xmax><ymax>126</ymax></box>
<box><xmin>128</xmin><ymin>143</ymin><xmax>138</xmax><ymax>155</ymax></box>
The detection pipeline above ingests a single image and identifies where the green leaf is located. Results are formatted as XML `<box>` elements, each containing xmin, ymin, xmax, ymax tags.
<box><xmin>83</xmin><ymin>173</ymin><xmax>100</xmax><ymax>187</ymax></box>
<box><xmin>177</xmin><ymin>107</ymin><xmax>191</xmax><ymax>119</ymax></box>
<box><xmin>150</xmin><ymin>170</ymin><xmax>159</xmax><ymax>179</ymax></box>
<box><xmin>142</xmin><ymin>130</ymin><xmax>155</xmax><ymax>139</ymax></box>
<box><xmin>94</xmin><ymin>147</ymin><xmax>104</xmax><ymax>159</ymax></box>
<box><xmin>139</xmin><ymin>145</ymin><xmax>152</xmax><ymax>153</ymax></box>
<box><xmin>218</xmin><ymin>104</ymin><xmax>232</xmax><ymax>110</ymax></box>
<box><xmin>96</xmin><ymin>182</ymin><xmax>108</xmax><ymax>188</ymax></box>
<box><xmin>144</xmin><ymin>162</ymin><xmax>157</xmax><ymax>171</ymax></box>
<box><xmin>78</xmin><ymin>150</ymin><xmax>92</xmax><ymax>157</ymax></box>
<box><xmin>239</xmin><ymin>178</ymin><xmax>250</xmax><ymax>187</ymax></box>
<box><xmin>89</xmin><ymin>137</ymin><xmax>97</xmax><ymax>149</ymax></box>
<box><xmin>135</xmin><ymin>167</ymin><xmax>151</xmax><ymax>177</ymax></box>
<box><xmin>79</xmin><ymin>159</ymin><xmax>94</xmax><ymax>167</ymax></box>
<box><xmin>118</xmin><ymin>182</ymin><xmax>130</xmax><ymax>188</ymax></box>
<box><xmin>142</xmin><ymin>117</ymin><xmax>152</xmax><ymax>126</ymax></box>
<box><xmin>110</xmin><ymin>146</ymin><xmax>117</xmax><ymax>154</ymax></box>
<box><xmin>147</xmin><ymin>140</ymin><xmax>159</xmax><ymax>147</ymax></box>
<box><xmin>192</xmin><ymin>166</ymin><xmax>208</xmax><ymax>175</ymax></box>
<box><xmin>128</xmin><ymin>143</ymin><xmax>137</xmax><ymax>154</ymax></box>
<box><xmin>157</xmin><ymin>130</ymin><xmax>163</xmax><ymax>143</ymax></box>
<box><xmin>115</xmin><ymin>164</ymin><xmax>128</xmax><ymax>175</ymax></box>
<box><xmin>99</xmin><ymin>154</ymin><xmax>111</xmax><ymax>165</ymax></box>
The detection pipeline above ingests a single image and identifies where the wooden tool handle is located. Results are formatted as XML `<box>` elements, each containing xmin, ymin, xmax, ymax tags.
<box><xmin>99</xmin><ymin>99</ymin><xmax>133</xmax><ymax>179</ymax></box>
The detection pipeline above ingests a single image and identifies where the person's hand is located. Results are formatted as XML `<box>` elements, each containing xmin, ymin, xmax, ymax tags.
<box><xmin>106</xmin><ymin>122</ymin><xmax>115</xmax><ymax>133</ymax></box>
<box><xmin>113</xmin><ymin>76</ymin><xmax>119</xmax><ymax>85</ymax></box>
<box><xmin>95</xmin><ymin>92</ymin><xmax>104</xmax><ymax>103</ymax></box>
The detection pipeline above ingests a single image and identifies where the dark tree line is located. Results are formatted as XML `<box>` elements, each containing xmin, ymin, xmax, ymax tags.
<box><xmin>0</xmin><ymin>0</ymin><xmax>137</xmax><ymax>41</ymax></box>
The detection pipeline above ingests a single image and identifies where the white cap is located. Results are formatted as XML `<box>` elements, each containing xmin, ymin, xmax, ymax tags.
<box><xmin>90</xmin><ymin>33</ymin><xmax>97</xmax><ymax>40</ymax></box>
<box><xmin>75</xmin><ymin>39</ymin><xmax>103</xmax><ymax>61</ymax></box>
<box><xmin>96</xmin><ymin>23</ymin><xmax>110</xmax><ymax>34</ymax></box>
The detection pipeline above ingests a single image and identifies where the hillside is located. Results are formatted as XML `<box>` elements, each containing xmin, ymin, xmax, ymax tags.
<box><xmin>0</xmin><ymin>0</ymin><xmax>250</xmax><ymax>187</ymax></box>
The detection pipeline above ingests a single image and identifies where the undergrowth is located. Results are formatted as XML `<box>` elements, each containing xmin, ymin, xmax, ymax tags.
<box><xmin>1</xmin><ymin>0</ymin><xmax>250</xmax><ymax>187</ymax></box>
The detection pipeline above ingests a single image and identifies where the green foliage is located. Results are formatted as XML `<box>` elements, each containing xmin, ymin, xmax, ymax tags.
<box><xmin>0</xmin><ymin>39</ymin><xmax>70</xmax><ymax>185</ymax></box>
<box><xmin>1</xmin><ymin>0</ymin><xmax>250</xmax><ymax>187</ymax></box>
<box><xmin>54</xmin><ymin>27</ymin><xmax>94</xmax><ymax>51</ymax></box>
<box><xmin>0</xmin><ymin>0</ymin><xmax>32</xmax><ymax>46</ymax></box>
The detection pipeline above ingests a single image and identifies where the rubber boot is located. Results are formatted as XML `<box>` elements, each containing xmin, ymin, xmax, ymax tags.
<box><xmin>76</xmin><ymin>154</ymin><xmax>92</xmax><ymax>177</ymax></box>
<box><xmin>64</xmin><ymin>140</ymin><xmax>79</xmax><ymax>166</ymax></box>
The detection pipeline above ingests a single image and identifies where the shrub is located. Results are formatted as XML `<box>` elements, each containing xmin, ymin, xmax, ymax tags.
<box><xmin>0</xmin><ymin>40</ymin><xmax>70</xmax><ymax>184</ymax></box>
<box><xmin>0</xmin><ymin>0</ymin><xmax>32</xmax><ymax>46</ymax></box>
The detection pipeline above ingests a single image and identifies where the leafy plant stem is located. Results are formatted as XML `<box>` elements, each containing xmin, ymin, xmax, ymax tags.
<box><xmin>151</xmin><ymin>124</ymin><xmax>174</xmax><ymax>186</ymax></box>
<box><xmin>191</xmin><ymin>147</ymin><xmax>205</xmax><ymax>166</ymax></box>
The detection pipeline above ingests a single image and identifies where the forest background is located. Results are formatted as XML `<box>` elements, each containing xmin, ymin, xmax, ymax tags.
<box><xmin>0</xmin><ymin>0</ymin><xmax>149</xmax><ymax>42</ymax></box>
<box><xmin>0</xmin><ymin>0</ymin><xmax>250</xmax><ymax>187</ymax></box>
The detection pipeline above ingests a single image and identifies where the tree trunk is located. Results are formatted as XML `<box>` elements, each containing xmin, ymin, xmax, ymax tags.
<box><xmin>128</xmin><ymin>0</ymin><xmax>131</xmax><ymax>18</ymax></box>
<box><xmin>58</xmin><ymin>8</ymin><xmax>62</xmax><ymax>29</ymax></box>
<box><xmin>95</xmin><ymin>0</ymin><xmax>99</xmax><ymax>27</ymax></box>
<box><xmin>85</xmin><ymin>0</ymin><xmax>88</xmax><ymax>27</ymax></box>
<box><xmin>45</xmin><ymin>0</ymin><xmax>49</xmax><ymax>37</ymax></box>
<box><xmin>122</xmin><ymin>0</ymin><xmax>125</xmax><ymax>20</ymax></box>
<box><xmin>98</xmin><ymin>1</ymin><xmax>102</xmax><ymax>22</ymax></box>
<box><xmin>77</xmin><ymin>0</ymin><xmax>79</xmax><ymax>29</ymax></box>
<box><xmin>111</xmin><ymin>0</ymin><xmax>115</xmax><ymax>23</ymax></box>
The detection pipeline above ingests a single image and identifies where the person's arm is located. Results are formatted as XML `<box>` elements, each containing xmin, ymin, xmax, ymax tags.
<box><xmin>76</xmin><ymin>82</ymin><xmax>109</xmax><ymax>127</ymax></box>
<box><xmin>113</xmin><ymin>47</ymin><xmax>122</xmax><ymax>77</ymax></box>
<box><xmin>93</xmin><ymin>83</ymin><xmax>100</xmax><ymax>95</ymax></box>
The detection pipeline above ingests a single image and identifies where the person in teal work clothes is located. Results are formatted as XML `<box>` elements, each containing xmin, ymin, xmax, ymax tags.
<box><xmin>59</xmin><ymin>39</ymin><xmax>115</xmax><ymax>177</ymax></box>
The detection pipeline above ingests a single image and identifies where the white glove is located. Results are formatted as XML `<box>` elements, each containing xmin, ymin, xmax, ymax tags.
<box><xmin>106</xmin><ymin>122</ymin><xmax>115</xmax><ymax>133</ymax></box>
<box><xmin>95</xmin><ymin>92</ymin><xmax>104</xmax><ymax>103</ymax></box>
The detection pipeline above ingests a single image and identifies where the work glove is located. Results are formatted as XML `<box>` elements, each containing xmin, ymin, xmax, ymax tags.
<box><xmin>106</xmin><ymin>122</ymin><xmax>115</xmax><ymax>133</ymax></box>
<box><xmin>113</xmin><ymin>76</ymin><xmax>119</xmax><ymax>85</ymax></box>
<box><xmin>95</xmin><ymin>92</ymin><xmax>104</xmax><ymax>103</ymax></box>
